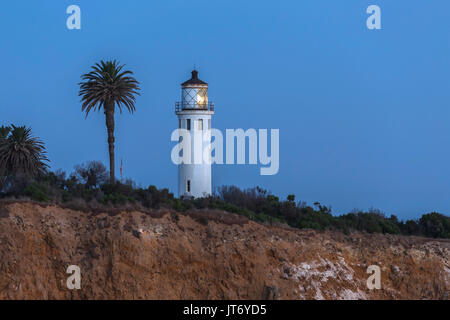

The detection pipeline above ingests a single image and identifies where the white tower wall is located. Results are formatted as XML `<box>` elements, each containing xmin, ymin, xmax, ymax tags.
<box><xmin>177</xmin><ymin>112</ymin><xmax>213</xmax><ymax>198</ymax></box>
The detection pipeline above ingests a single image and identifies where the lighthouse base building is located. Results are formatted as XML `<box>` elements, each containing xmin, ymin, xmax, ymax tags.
<box><xmin>175</xmin><ymin>70</ymin><xmax>214</xmax><ymax>198</ymax></box>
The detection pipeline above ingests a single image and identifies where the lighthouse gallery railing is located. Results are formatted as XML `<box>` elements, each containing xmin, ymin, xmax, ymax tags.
<box><xmin>175</xmin><ymin>101</ymin><xmax>214</xmax><ymax>112</ymax></box>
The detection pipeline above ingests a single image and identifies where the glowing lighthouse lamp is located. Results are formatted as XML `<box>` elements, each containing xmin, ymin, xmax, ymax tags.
<box><xmin>175</xmin><ymin>70</ymin><xmax>214</xmax><ymax>198</ymax></box>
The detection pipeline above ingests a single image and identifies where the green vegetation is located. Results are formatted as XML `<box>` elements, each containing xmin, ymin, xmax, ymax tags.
<box><xmin>0</xmin><ymin>161</ymin><xmax>448</xmax><ymax>239</ymax></box>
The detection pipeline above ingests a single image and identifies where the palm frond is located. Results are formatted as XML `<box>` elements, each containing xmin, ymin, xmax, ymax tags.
<box><xmin>78</xmin><ymin>60</ymin><xmax>141</xmax><ymax>117</ymax></box>
<box><xmin>0</xmin><ymin>126</ymin><xmax>11</xmax><ymax>140</ymax></box>
<box><xmin>0</xmin><ymin>125</ymin><xmax>49</xmax><ymax>177</ymax></box>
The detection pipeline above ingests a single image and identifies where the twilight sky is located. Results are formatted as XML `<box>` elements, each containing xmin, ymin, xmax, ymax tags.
<box><xmin>1</xmin><ymin>0</ymin><xmax>449</xmax><ymax>219</ymax></box>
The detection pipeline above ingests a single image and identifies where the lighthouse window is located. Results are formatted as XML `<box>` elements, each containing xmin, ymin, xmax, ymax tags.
<box><xmin>178</xmin><ymin>119</ymin><xmax>181</xmax><ymax>129</ymax></box>
<box><xmin>198</xmin><ymin>119</ymin><xmax>203</xmax><ymax>131</ymax></box>
<box><xmin>208</xmin><ymin>119</ymin><xmax>211</xmax><ymax>130</ymax></box>
<box><xmin>197</xmin><ymin>88</ymin><xmax>208</xmax><ymax>108</ymax></box>
<box><xmin>187</xmin><ymin>180</ymin><xmax>191</xmax><ymax>193</ymax></box>
<box><xmin>186</xmin><ymin>119</ymin><xmax>191</xmax><ymax>131</ymax></box>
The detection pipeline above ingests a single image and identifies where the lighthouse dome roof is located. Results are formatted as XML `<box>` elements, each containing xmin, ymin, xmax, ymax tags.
<box><xmin>182</xmin><ymin>70</ymin><xmax>208</xmax><ymax>86</ymax></box>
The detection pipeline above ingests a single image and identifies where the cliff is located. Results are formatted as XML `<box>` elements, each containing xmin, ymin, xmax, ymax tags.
<box><xmin>0</xmin><ymin>201</ymin><xmax>448</xmax><ymax>299</ymax></box>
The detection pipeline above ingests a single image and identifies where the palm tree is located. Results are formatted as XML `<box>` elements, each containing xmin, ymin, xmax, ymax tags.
<box><xmin>0</xmin><ymin>126</ymin><xmax>10</xmax><ymax>189</ymax></box>
<box><xmin>78</xmin><ymin>60</ymin><xmax>140</xmax><ymax>183</ymax></box>
<box><xmin>0</xmin><ymin>125</ymin><xmax>49</xmax><ymax>178</ymax></box>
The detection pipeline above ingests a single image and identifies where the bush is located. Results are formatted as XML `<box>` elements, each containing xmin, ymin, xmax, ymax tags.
<box><xmin>195</xmin><ymin>216</ymin><xmax>208</xmax><ymax>225</ymax></box>
<box><xmin>24</xmin><ymin>182</ymin><xmax>49</xmax><ymax>202</ymax></box>
<box><xmin>171</xmin><ymin>212</ymin><xmax>180</xmax><ymax>222</ymax></box>
<box><xmin>73</xmin><ymin>161</ymin><xmax>108</xmax><ymax>189</ymax></box>
<box><xmin>419</xmin><ymin>212</ymin><xmax>450</xmax><ymax>238</ymax></box>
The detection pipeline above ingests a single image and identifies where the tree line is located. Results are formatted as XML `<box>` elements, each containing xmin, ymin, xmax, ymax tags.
<box><xmin>0</xmin><ymin>158</ymin><xmax>448</xmax><ymax>239</ymax></box>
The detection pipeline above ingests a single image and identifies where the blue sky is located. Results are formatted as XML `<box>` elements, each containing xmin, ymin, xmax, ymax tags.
<box><xmin>1</xmin><ymin>1</ymin><xmax>449</xmax><ymax>219</ymax></box>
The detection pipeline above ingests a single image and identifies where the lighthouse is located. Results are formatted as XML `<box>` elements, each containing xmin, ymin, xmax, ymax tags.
<box><xmin>175</xmin><ymin>70</ymin><xmax>214</xmax><ymax>198</ymax></box>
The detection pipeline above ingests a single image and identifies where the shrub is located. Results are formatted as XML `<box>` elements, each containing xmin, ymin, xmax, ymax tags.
<box><xmin>419</xmin><ymin>212</ymin><xmax>450</xmax><ymax>238</ymax></box>
<box><xmin>73</xmin><ymin>161</ymin><xmax>108</xmax><ymax>189</ymax></box>
<box><xmin>171</xmin><ymin>211</ymin><xmax>180</xmax><ymax>222</ymax></box>
<box><xmin>24</xmin><ymin>182</ymin><xmax>49</xmax><ymax>202</ymax></box>
<box><xmin>195</xmin><ymin>216</ymin><xmax>208</xmax><ymax>226</ymax></box>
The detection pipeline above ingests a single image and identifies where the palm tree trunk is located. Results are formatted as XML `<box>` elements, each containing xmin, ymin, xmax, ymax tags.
<box><xmin>105</xmin><ymin>101</ymin><xmax>115</xmax><ymax>183</ymax></box>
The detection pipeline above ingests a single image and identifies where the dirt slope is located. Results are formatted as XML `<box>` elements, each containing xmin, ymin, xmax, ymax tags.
<box><xmin>0</xmin><ymin>201</ymin><xmax>448</xmax><ymax>300</ymax></box>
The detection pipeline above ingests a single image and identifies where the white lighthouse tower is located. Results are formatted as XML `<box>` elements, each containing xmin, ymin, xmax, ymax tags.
<box><xmin>175</xmin><ymin>70</ymin><xmax>214</xmax><ymax>198</ymax></box>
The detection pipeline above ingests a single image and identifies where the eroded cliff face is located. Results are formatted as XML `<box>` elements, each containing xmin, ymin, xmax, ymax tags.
<box><xmin>0</xmin><ymin>201</ymin><xmax>448</xmax><ymax>300</ymax></box>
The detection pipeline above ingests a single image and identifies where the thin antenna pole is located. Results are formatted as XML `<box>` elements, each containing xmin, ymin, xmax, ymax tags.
<box><xmin>120</xmin><ymin>158</ymin><xmax>123</xmax><ymax>183</ymax></box>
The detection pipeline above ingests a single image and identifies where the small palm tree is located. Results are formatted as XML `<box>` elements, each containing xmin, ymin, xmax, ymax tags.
<box><xmin>79</xmin><ymin>60</ymin><xmax>140</xmax><ymax>183</ymax></box>
<box><xmin>0</xmin><ymin>125</ymin><xmax>49</xmax><ymax>178</ymax></box>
